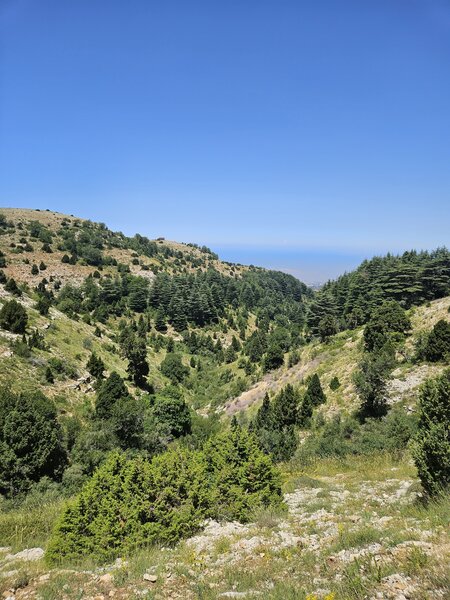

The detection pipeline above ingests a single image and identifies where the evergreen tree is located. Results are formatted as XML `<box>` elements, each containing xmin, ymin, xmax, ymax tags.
<box><xmin>96</xmin><ymin>372</ymin><xmax>130</xmax><ymax>420</ymax></box>
<box><xmin>86</xmin><ymin>353</ymin><xmax>105</xmax><ymax>380</ymax></box>
<box><xmin>363</xmin><ymin>301</ymin><xmax>411</xmax><ymax>352</ymax></box>
<box><xmin>254</xmin><ymin>393</ymin><xmax>273</xmax><ymax>431</ymax></box>
<box><xmin>263</xmin><ymin>343</ymin><xmax>284</xmax><ymax>372</ymax></box>
<box><xmin>152</xmin><ymin>395</ymin><xmax>191</xmax><ymax>438</ymax></box>
<box><xmin>154</xmin><ymin>307</ymin><xmax>167</xmax><ymax>332</ymax></box>
<box><xmin>303</xmin><ymin>374</ymin><xmax>326</xmax><ymax>408</ymax></box>
<box><xmin>0</xmin><ymin>389</ymin><xmax>67</xmax><ymax>497</ymax></box>
<box><xmin>318</xmin><ymin>314</ymin><xmax>339</xmax><ymax>342</ymax></box>
<box><xmin>413</xmin><ymin>370</ymin><xmax>450</xmax><ymax>496</ymax></box>
<box><xmin>0</xmin><ymin>299</ymin><xmax>28</xmax><ymax>333</ymax></box>
<box><xmin>354</xmin><ymin>350</ymin><xmax>394</xmax><ymax>421</ymax></box>
<box><xmin>119</xmin><ymin>329</ymin><xmax>149</xmax><ymax>388</ymax></box>
<box><xmin>160</xmin><ymin>353</ymin><xmax>189</xmax><ymax>384</ymax></box>
<box><xmin>272</xmin><ymin>384</ymin><xmax>300</xmax><ymax>428</ymax></box>
<box><xmin>4</xmin><ymin>278</ymin><xmax>21</xmax><ymax>297</ymax></box>
<box><xmin>423</xmin><ymin>319</ymin><xmax>450</xmax><ymax>362</ymax></box>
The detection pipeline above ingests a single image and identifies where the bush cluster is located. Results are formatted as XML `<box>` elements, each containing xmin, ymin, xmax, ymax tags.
<box><xmin>46</xmin><ymin>426</ymin><xmax>282</xmax><ymax>562</ymax></box>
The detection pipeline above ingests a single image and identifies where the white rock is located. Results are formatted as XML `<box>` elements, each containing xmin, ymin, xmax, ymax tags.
<box><xmin>4</xmin><ymin>548</ymin><xmax>44</xmax><ymax>562</ymax></box>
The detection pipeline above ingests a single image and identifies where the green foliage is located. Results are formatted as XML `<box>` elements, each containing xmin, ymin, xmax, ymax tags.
<box><xmin>0</xmin><ymin>299</ymin><xmax>28</xmax><ymax>333</ymax></box>
<box><xmin>363</xmin><ymin>301</ymin><xmax>411</xmax><ymax>352</ymax></box>
<box><xmin>329</xmin><ymin>376</ymin><xmax>341</xmax><ymax>391</ymax></box>
<box><xmin>46</xmin><ymin>449</ymin><xmax>209</xmax><ymax>562</ymax></box>
<box><xmin>4</xmin><ymin>277</ymin><xmax>22</xmax><ymax>296</ymax></box>
<box><xmin>36</xmin><ymin>293</ymin><xmax>51</xmax><ymax>316</ymax></box>
<box><xmin>252</xmin><ymin>386</ymin><xmax>303</xmax><ymax>461</ymax></box>
<box><xmin>152</xmin><ymin>394</ymin><xmax>191</xmax><ymax>438</ymax></box>
<box><xmin>86</xmin><ymin>352</ymin><xmax>105</xmax><ymax>380</ymax></box>
<box><xmin>318</xmin><ymin>313</ymin><xmax>339</xmax><ymax>342</ymax></box>
<box><xmin>0</xmin><ymin>389</ymin><xmax>67</xmax><ymax>497</ymax></box>
<box><xmin>160</xmin><ymin>352</ymin><xmax>189</xmax><ymax>384</ymax></box>
<box><xmin>110</xmin><ymin>396</ymin><xmax>146</xmax><ymax>449</ymax></box>
<box><xmin>298</xmin><ymin>374</ymin><xmax>326</xmax><ymax>427</ymax></box>
<box><xmin>119</xmin><ymin>329</ymin><xmax>149</xmax><ymax>389</ymax></box>
<box><xmin>203</xmin><ymin>426</ymin><xmax>283</xmax><ymax>522</ymax></box>
<box><xmin>354</xmin><ymin>349</ymin><xmax>394</xmax><ymax>421</ymax></box>
<box><xmin>95</xmin><ymin>372</ymin><xmax>130</xmax><ymax>420</ymax></box>
<box><xmin>297</xmin><ymin>408</ymin><xmax>417</xmax><ymax>463</ymax></box>
<box><xmin>272</xmin><ymin>384</ymin><xmax>300</xmax><ymax>428</ymax></box>
<box><xmin>47</xmin><ymin>429</ymin><xmax>282</xmax><ymax>562</ymax></box>
<box><xmin>418</xmin><ymin>319</ymin><xmax>450</xmax><ymax>363</ymax></box>
<box><xmin>319</xmin><ymin>248</ymin><xmax>450</xmax><ymax>327</ymax></box>
<box><xmin>413</xmin><ymin>370</ymin><xmax>450</xmax><ymax>496</ymax></box>
<box><xmin>263</xmin><ymin>343</ymin><xmax>284</xmax><ymax>372</ymax></box>
<box><xmin>307</xmin><ymin>293</ymin><xmax>338</xmax><ymax>338</ymax></box>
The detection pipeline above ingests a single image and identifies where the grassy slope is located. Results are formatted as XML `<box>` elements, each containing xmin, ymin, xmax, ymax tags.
<box><xmin>0</xmin><ymin>208</ymin><xmax>256</xmax><ymax>412</ymax></box>
<box><xmin>227</xmin><ymin>295</ymin><xmax>450</xmax><ymax>419</ymax></box>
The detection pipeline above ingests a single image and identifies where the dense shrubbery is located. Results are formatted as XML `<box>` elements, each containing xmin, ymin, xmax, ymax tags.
<box><xmin>416</xmin><ymin>319</ymin><xmax>450</xmax><ymax>363</ymax></box>
<box><xmin>296</xmin><ymin>408</ymin><xmax>417</xmax><ymax>464</ymax></box>
<box><xmin>251</xmin><ymin>378</ymin><xmax>327</xmax><ymax>462</ymax></box>
<box><xmin>46</xmin><ymin>426</ymin><xmax>282</xmax><ymax>562</ymax></box>
<box><xmin>0</xmin><ymin>389</ymin><xmax>67</xmax><ymax>496</ymax></box>
<box><xmin>203</xmin><ymin>425</ymin><xmax>282</xmax><ymax>521</ymax></box>
<box><xmin>413</xmin><ymin>369</ymin><xmax>450</xmax><ymax>497</ymax></box>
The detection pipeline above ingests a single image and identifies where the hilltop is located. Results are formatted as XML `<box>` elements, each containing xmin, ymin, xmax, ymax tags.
<box><xmin>0</xmin><ymin>207</ymin><xmax>251</xmax><ymax>288</ymax></box>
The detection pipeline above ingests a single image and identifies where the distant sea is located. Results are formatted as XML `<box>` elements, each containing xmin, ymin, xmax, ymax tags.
<box><xmin>210</xmin><ymin>246</ymin><xmax>371</xmax><ymax>287</ymax></box>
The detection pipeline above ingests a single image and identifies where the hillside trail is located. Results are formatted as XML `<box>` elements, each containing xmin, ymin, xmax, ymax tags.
<box><xmin>224</xmin><ymin>353</ymin><xmax>325</xmax><ymax>415</ymax></box>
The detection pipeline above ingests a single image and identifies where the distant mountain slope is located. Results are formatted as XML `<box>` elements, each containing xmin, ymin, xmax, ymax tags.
<box><xmin>307</xmin><ymin>248</ymin><xmax>450</xmax><ymax>336</ymax></box>
<box><xmin>0</xmin><ymin>207</ymin><xmax>311</xmax><ymax>414</ymax></box>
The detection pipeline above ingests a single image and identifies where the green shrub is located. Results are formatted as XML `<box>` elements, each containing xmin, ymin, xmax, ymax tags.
<box><xmin>152</xmin><ymin>394</ymin><xmax>191</xmax><ymax>438</ymax></box>
<box><xmin>296</xmin><ymin>408</ymin><xmax>416</xmax><ymax>464</ymax></box>
<box><xmin>160</xmin><ymin>352</ymin><xmax>189</xmax><ymax>384</ymax></box>
<box><xmin>413</xmin><ymin>370</ymin><xmax>450</xmax><ymax>496</ymax></box>
<box><xmin>0</xmin><ymin>299</ymin><xmax>28</xmax><ymax>333</ymax></box>
<box><xmin>422</xmin><ymin>320</ymin><xmax>450</xmax><ymax>363</ymax></box>
<box><xmin>329</xmin><ymin>376</ymin><xmax>341</xmax><ymax>391</ymax></box>
<box><xmin>46</xmin><ymin>449</ymin><xmax>209</xmax><ymax>562</ymax></box>
<box><xmin>46</xmin><ymin>427</ymin><xmax>282</xmax><ymax>562</ymax></box>
<box><xmin>4</xmin><ymin>278</ymin><xmax>21</xmax><ymax>296</ymax></box>
<box><xmin>203</xmin><ymin>425</ymin><xmax>283</xmax><ymax>522</ymax></box>
<box><xmin>0</xmin><ymin>389</ymin><xmax>67</xmax><ymax>497</ymax></box>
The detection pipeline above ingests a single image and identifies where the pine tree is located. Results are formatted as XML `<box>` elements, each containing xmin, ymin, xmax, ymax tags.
<box><xmin>424</xmin><ymin>319</ymin><xmax>450</xmax><ymax>362</ymax></box>
<box><xmin>354</xmin><ymin>350</ymin><xmax>393</xmax><ymax>421</ymax></box>
<box><xmin>86</xmin><ymin>353</ymin><xmax>105</xmax><ymax>380</ymax></box>
<box><xmin>154</xmin><ymin>308</ymin><xmax>167</xmax><ymax>332</ymax></box>
<box><xmin>272</xmin><ymin>384</ymin><xmax>299</xmax><ymax>428</ymax></box>
<box><xmin>413</xmin><ymin>369</ymin><xmax>450</xmax><ymax>496</ymax></box>
<box><xmin>0</xmin><ymin>299</ymin><xmax>28</xmax><ymax>333</ymax></box>
<box><xmin>96</xmin><ymin>372</ymin><xmax>130</xmax><ymax>420</ymax></box>
<box><xmin>5</xmin><ymin>278</ymin><xmax>21</xmax><ymax>297</ymax></box>
<box><xmin>303</xmin><ymin>374</ymin><xmax>326</xmax><ymax>408</ymax></box>
<box><xmin>254</xmin><ymin>393</ymin><xmax>273</xmax><ymax>430</ymax></box>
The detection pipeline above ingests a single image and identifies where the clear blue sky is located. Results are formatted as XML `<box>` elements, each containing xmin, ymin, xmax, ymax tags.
<box><xmin>1</xmin><ymin>1</ymin><xmax>449</xmax><ymax>282</ymax></box>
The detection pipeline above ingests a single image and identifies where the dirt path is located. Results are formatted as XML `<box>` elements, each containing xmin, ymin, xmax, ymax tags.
<box><xmin>224</xmin><ymin>354</ymin><xmax>325</xmax><ymax>415</ymax></box>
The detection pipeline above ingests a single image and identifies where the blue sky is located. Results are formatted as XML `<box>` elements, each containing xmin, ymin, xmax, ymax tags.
<box><xmin>1</xmin><ymin>1</ymin><xmax>449</xmax><ymax>282</ymax></box>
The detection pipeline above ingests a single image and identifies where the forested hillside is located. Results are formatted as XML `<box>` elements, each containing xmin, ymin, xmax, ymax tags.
<box><xmin>0</xmin><ymin>208</ymin><xmax>449</xmax><ymax>600</ymax></box>
<box><xmin>307</xmin><ymin>249</ymin><xmax>450</xmax><ymax>338</ymax></box>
